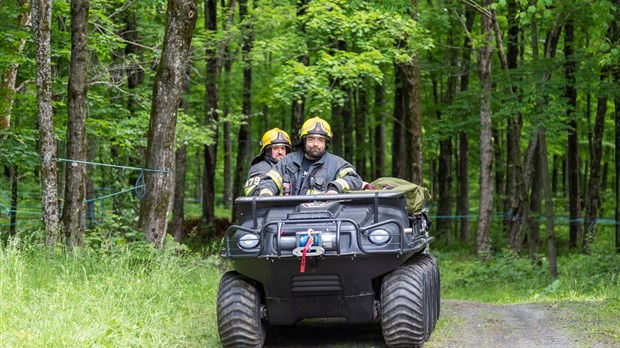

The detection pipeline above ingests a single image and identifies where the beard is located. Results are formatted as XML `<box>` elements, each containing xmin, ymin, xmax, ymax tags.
<box><xmin>304</xmin><ymin>145</ymin><xmax>325</xmax><ymax>160</ymax></box>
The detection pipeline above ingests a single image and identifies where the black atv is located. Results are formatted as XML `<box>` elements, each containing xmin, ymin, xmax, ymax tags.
<box><xmin>217</xmin><ymin>190</ymin><xmax>439</xmax><ymax>348</ymax></box>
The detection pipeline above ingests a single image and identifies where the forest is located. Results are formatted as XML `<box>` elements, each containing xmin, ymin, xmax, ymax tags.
<box><xmin>2</xmin><ymin>0</ymin><xmax>620</xmax><ymax>346</ymax></box>
<box><xmin>1</xmin><ymin>0</ymin><xmax>620</xmax><ymax>266</ymax></box>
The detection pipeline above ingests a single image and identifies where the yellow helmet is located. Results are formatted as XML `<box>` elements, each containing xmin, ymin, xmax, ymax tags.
<box><xmin>299</xmin><ymin>116</ymin><xmax>332</xmax><ymax>141</ymax></box>
<box><xmin>259</xmin><ymin>128</ymin><xmax>292</xmax><ymax>154</ymax></box>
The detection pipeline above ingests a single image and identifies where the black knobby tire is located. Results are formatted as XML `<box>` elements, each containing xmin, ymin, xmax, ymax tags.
<box><xmin>415</xmin><ymin>254</ymin><xmax>441</xmax><ymax>331</ymax></box>
<box><xmin>217</xmin><ymin>271</ymin><xmax>266</xmax><ymax>348</ymax></box>
<box><xmin>380</xmin><ymin>253</ymin><xmax>441</xmax><ymax>347</ymax></box>
<box><xmin>380</xmin><ymin>255</ymin><xmax>431</xmax><ymax>348</ymax></box>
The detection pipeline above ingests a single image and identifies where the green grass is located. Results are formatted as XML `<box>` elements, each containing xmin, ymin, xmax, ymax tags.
<box><xmin>0</xmin><ymin>239</ymin><xmax>225</xmax><ymax>347</ymax></box>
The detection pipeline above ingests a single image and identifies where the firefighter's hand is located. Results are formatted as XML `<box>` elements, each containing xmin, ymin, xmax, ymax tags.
<box><xmin>326</xmin><ymin>190</ymin><xmax>338</xmax><ymax>195</ymax></box>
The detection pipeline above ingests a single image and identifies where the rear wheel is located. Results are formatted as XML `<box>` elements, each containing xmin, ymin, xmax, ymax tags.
<box><xmin>217</xmin><ymin>271</ymin><xmax>266</xmax><ymax>348</ymax></box>
<box><xmin>380</xmin><ymin>254</ymin><xmax>439</xmax><ymax>348</ymax></box>
<box><xmin>416</xmin><ymin>254</ymin><xmax>440</xmax><ymax>331</ymax></box>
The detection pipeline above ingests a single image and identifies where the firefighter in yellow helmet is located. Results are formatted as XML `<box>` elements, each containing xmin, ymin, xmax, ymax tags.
<box><xmin>244</xmin><ymin>128</ymin><xmax>292</xmax><ymax>196</ymax></box>
<box><xmin>255</xmin><ymin>116</ymin><xmax>362</xmax><ymax>196</ymax></box>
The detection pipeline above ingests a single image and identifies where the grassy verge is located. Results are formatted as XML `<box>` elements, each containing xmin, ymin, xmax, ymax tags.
<box><xmin>0</xmin><ymin>240</ymin><xmax>225</xmax><ymax>347</ymax></box>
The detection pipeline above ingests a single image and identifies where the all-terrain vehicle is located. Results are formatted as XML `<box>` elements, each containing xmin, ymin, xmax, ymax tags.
<box><xmin>217</xmin><ymin>180</ymin><xmax>439</xmax><ymax>348</ymax></box>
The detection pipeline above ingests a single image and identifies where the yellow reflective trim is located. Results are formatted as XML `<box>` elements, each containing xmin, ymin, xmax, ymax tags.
<box><xmin>265</xmin><ymin>170</ymin><xmax>283</xmax><ymax>191</ymax></box>
<box><xmin>259</xmin><ymin>188</ymin><xmax>273</xmax><ymax>196</ymax></box>
<box><xmin>306</xmin><ymin>189</ymin><xmax>324</xmax><ymax>195</ymax></box>
<box><xmin>338</xmin><ymin>167</ymin><xmax>354</xmax><ymax>179</ymax></box>
<box><xmin>334</xmin><ymin>179</ymin><xmax>349</xmax><ymax>192</ymax></box>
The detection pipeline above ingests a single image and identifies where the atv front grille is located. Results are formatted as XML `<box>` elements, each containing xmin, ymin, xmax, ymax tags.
<box><xmin>291</xmin><ymin>274</ymin><xmax>342</xmax><ymax>293</ymax></box>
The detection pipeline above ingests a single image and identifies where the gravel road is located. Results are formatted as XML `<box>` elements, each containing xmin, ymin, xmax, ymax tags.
<box><xmin>263</xmin><ymin>299</ymin><xmax>612</xmax><ymax>348</ymax></box>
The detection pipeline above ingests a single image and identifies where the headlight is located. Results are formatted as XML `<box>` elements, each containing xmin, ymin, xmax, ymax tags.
<box><xmin>238</xmin><ymin>233</ymin><xmax>260</xmax><ymax>249</ymax></box>
<box><xmin>368</xmin><ymin>229</ymin><xmax>391</xmax><ymax>245</ymax></box>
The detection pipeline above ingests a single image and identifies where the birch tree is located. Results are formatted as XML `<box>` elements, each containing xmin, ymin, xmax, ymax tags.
<box><xmin>32</xmin><ymin>0</ymin><xmax>60</xmax><ymax>245</ymax></box>
<box><xmin>476</xmin><ymin>0</ymin><xmax>494</xmax><ymax>259</ymax></box>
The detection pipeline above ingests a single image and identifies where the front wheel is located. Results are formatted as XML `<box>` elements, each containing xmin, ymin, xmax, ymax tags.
<box><xmin>216</xmin><ymin>271</ymin><xmax>266</xmax><ymax>348</ymax></box>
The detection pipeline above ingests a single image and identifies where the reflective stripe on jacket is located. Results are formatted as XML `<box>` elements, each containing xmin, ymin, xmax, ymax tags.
<box><xmin>257</xmin><ymin>150</ymin><xmax>363</xmax><ymax>196</ymax></box>
<box><xmin>244</xmin><ymin>157</ymin><xmax>276</xmax><ymax>196</ymax></box>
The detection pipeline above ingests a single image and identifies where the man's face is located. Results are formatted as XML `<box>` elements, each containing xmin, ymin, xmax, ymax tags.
<box><xmin>304</xmin><ymin>134</ymin><xmax>327</xmax><ymax>159</ymax></box>
<box><xmin>269</xmin><ymin>144</ymin><xmax>288</xmax><ymax>161</ymax></box>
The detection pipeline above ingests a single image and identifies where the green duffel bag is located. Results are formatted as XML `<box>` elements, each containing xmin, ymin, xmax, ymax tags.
<box><xmin>349</xmin><ymin>177</ymin><xmax>431</xmax><ymax>213</ymax></box>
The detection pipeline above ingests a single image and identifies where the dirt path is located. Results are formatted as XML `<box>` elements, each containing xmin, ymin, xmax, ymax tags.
<box><xmin>264</xmin><ymin>300</ymin><xmax>606</xmax><ymax>348</ymax></box>
<box><xmin>424</xmin><ymin>300</ymin><xmax>582</xmax><ymax>348</ymax></box>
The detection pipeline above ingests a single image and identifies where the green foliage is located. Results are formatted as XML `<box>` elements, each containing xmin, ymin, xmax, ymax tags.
<box><xmin>262</xmin><ymin>0</ymin><xmax>432</xmax><ymax>114</ymax></box>
<box><xmin>0</xmin><ymin>129</ymin><xmax>39</xmax><ymax>168</ymax></box>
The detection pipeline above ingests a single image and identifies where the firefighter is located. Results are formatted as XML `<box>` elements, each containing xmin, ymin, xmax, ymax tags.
<box><xmin>256</xmin><ymin>116</ymin><xmax>362</xmax><ymax>196</ymax></box>
<box><xmin>244</xmin><ymin>128</ymin><xmax>293</xmax><ymax>196</ymax></box>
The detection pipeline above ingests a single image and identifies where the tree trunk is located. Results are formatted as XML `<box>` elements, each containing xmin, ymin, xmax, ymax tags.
<box><xmin>138</xmin><ymin>0</ymin><xmax>197</xmax><ymax>248</ymax></box>
<box><xmin>373</xmin><ymin>69</ymin><xmax>387</xmax><ymax>179</ymax></box>
<box><xmin>171</xmin><ymin>66</ymin><xmax>192</xmax><ymax>242</ymax></box>
<box><xmin>172</xmin><ymin>142</ymin><xmax>187</xmax><ymax>243</ymax></box>
<box><xmin>343</xmin><ymin>85</ymin><xmax>354</xmax><ymax>163</ymax></box>
<box><xmin>122</xmin><ymin>2</ymin><xmax>143</xmax><ymax>115</ymax></box>
<box><xmin>0</xmin><ymin>0</ymin><xmax>31</xmax><ymax>130</ymax></box>
<box><xmin>433</xmin><ymin>73</ymin><xmax>454</xmax><ymax>243</ymax></box>
<box><xmin>528</xmin><ymin>144</ymin><xmax>541</xmax><ymax>257</ymax></box>
<box><xmin>551</xmin><ymin>155</ymin><xmax>559</xmax><ymax>195</ymax></box>
<box><xmin>85</xmin><ymin>138</ymin><xmax>95</xmax><ymax>230</ymax></box>
<box><xmin>492</xmin><ymin>126</ymin><xmax>504</xmax><ymax>217</ymax></box>
<box><xmin>9</xmin><ymin>165</ymin><xmax>18</xmax><ymax>237</ymax></box>
<box><xmin>218</xmin><ymin>0</ymin><xmax>237</xmax><ymax>210</ymax></box>
<box><xmin>539</xmin><ymin>128</ymin><xmax>558</xmax><ymax>279</ymax></box>
<box><xmin>331</xmin><ymin>77</ymin><xmax>343</xmax><ymax>156</ymax></box>
<box><xmin>583</xmin><ymin>78</ymin><xmax>607</xmax><ymax>252</ymax></box>
<box><xmin>583</xmin><ymin>3</ymin><xmax>617</xmax><ymax>250</ymax></box>
<box><xmin>392</xmin><ymin>63</ymin><xmax>405</xmax><ymax>179</ymax></box>
<box><xmin>457</xmin><ymin>4</ymin><xmax>475</xmax><ymax>241</ymax></box>
<box><xmin>232</xmin><ymin>0</ymin><xmax>253</xmax><ymax>220</ymax></box>
<box><xmin>62</xmin><ymin>0</ymin><xmax>89</xmax><ymax>247</ymax></box>
<box><xmin>401</xmin><ymin>57</ymin><xmax>424</xmax><ymax>185</ymax></box>
<box><xmin>32</xmin><ymin>0</ymin><xmax>61</xmax><ymax>246</ymax></box>
<box><xmin>203</xmin><ymin>0</ymin><xmax>219</xmax><ymax>224</ymax></box>
<box><xmin>564</xmin><ymin>19</ymin><xmax>581</xmax><ymax>249</ymax></box>
<box><xmin>476</xmin><ymin>0</ymin><xmax>494</xmax><ymax>259</ymax></box>
<box><xmin>291</xmin><ymin>0</ymin><xmax>309</xmax><ymax>138</ymax></box>
<box><xmin>223</xmin><ymin>44</ymin><xmax>234</xmax><ymax>209</ymax></box>
<box><xmin>355</xmin><ymin>86</ymin><xmax>367</xmax><ymax>178</ymax></box>
<box><xmin>504</xmin><ymin>0</ymin><xmax>526</xmax><ymax>253</ymax></box>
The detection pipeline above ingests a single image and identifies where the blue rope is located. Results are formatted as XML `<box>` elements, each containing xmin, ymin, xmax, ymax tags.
<box><xmin>135</xmin><ymin>170</ymin><xmax>146</xmax><ymax>199</ymax></box>
<box><xmin>88</xmin><ymin>199</ymin><xmax>106</xmax><ymax>225</ymax></box>
<box><xmin>52</xmin><ymin>158</ymin><xmax>174</xmax><ymax>175</ymax></box>
<box><xmin>52</xmin><ymin>157</ymin><xmax>172</xmax><ymax>223</ymax></box>
<box><xmin>0</xmin><ymin>202</ymin><xmax>42</xmax><ymax>216</ymax></box>
<box><xmin>84</xmin><ymin>184</ymin><xmax>145</xmax><ymax>203</ymax></box>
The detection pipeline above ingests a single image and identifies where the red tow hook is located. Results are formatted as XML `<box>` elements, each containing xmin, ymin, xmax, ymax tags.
<box><xmin>300</xmin><ymin>234</ymin><xmax>314</xmax><ymax>273</ymax></box>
